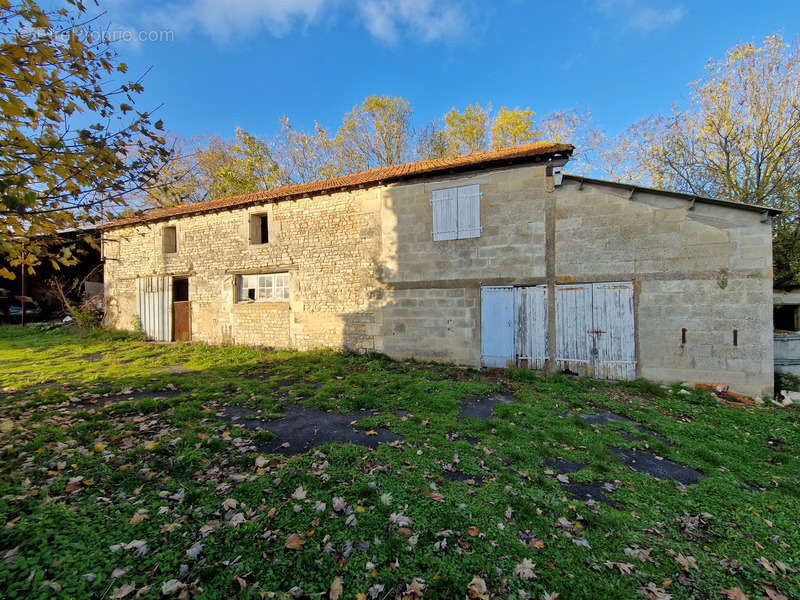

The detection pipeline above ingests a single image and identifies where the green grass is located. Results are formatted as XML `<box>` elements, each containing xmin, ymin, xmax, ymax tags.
<box><xmin>1</xmin><ymin>325</ymin><xmax>798</xmax><ymax>599</ymax></box>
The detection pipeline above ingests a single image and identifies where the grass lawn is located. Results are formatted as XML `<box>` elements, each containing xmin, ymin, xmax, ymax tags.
<box><xmin>0</xmin><ymin>325</ymin><xmax>798</xmax><ymax>599</ymax></box>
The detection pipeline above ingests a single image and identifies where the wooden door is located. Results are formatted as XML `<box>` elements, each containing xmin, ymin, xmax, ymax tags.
<box><xmin>591</xmin><ymin>282</ymin><xmax>636</xmax><ymax>380</ymax></box>
<box><xmin>173</xmin><ymin>301</ymin><xmax>191</xmax><ymax>342</ymax></box>
<box><xmin>515</xmin><ymin>285</ymin><xmax>548</xmax><ymax>370</ymax></box>
<box><xmin>172</xmin><ymin>278</ymin><xmax>191</xmax><ymax>342</ymax></box>
<box><xmin>481</xmin><ymin>286</ymin><xmax>515</xmax><ymax>367</ymax></box>
<box><xmin>555</xmin><ymin>283</ymin><xmax>594</xmax><ymax>376</ymax></box>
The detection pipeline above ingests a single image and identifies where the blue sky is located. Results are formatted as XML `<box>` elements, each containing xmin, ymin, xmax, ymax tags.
<box><xmin>99</xmin><ymin>0</ymin><xmax>800</xmax><ymax>144</ymax></box>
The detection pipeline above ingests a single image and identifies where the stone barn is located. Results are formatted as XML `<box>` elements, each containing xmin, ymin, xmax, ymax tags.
<box><xmin>102</xmin><ymin>142</ymin><xmax>778</xmax><ymax>397</ymax></box>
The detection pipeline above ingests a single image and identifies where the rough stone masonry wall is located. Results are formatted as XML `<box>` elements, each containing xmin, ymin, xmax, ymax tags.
<box><xmin>103</xmin><ymin>189</ymin><xmax>382</xmax><ymax>350</ymax></box>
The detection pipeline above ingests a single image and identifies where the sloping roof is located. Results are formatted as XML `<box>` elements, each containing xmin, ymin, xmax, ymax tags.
<box><xmin>563</xmin><ymin>175</ymin><xmax>782</xmax><ymax>216</ymax></box>
<box><xmin>106</xmin><ymin>141</ymin><xmax>573</xmax><ymax>229</ymax></box>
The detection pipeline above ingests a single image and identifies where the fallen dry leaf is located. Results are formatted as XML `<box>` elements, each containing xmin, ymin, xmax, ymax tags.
<box><xmin>675</xmin><ymin>554</ymin><xmax>698</xmax><ymax>572</ymax></box>
<box><xmin>284</xmin><ymin>533</ymin><xmax>305</xmax><ymax>550</ymax></box>
<box><xmin>111</xmin><ymin>583</ymin><xmax>136</xmax><ymax>599</ymax></box>
<box><xmin>528</xmin><ymin>537</ymin><xmax>545</xmax><ymax>549</ymax></box>
<box><xmin>605</xmin><ymin>561</ymin><xmax>635</xmax><ymax>576</ymax></box>
<box><xmin>756</xmin><ymin>556</ymin><xmax>776</xmax><ymax>576</ymax></box>
<box><xmin>636</xmin><ymin>582</ymin><xmax>672</xmax><ymax>600</ymax></box>
<box><xmin>467</xmin><ymin>576</ymin><xmax>489</xmax><ymax>599</ymax></box>
<box><xmin>329</xmin><ymin>576</ymin><xmax>344</xmax><ymax>600</ymax></box>
<box><xmin>426</xmin><ymin>490</ymin><xmax>444</xmax><ymax>503</ymax></box>
<box><xmin>761</xmin><ymin>583</ymin><xmax>788</xmax><ymax>600</ymax></box>
<box><xmin>720</xmin><ymin>588</ymin><xmax>749</xmax><ymax>600</ymax></box>
<box><xmin>467</xmin><ymin>526</ymin><xmax>480</xmax><ymax>537</ymax></box>
<box><xmin>514</xmin><ymin>558</ymin><xmax>536</xmax><ymax>580</ymax></box>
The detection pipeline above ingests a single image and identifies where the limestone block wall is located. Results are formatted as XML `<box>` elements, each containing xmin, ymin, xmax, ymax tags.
<box><xmin>554</xmin><ymin>179</ymin><xmax>773</xmax><ymax>397</ymax></box>
<box><xmin>375</xmin><ymin>165</ymin><xmax>548</xmax><ymax>366</ymax></box>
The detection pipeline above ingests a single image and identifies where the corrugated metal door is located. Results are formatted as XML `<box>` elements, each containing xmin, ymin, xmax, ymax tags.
<box><xmin>481</xmin><ymin>286</ymin><xmax>515</xmax><ymax>367</ymax></box>
<box><xmin>137</xmin><ymin>276</ymin><xmax>172</xmax><ymax>341</ymax></box>
<box><xmin>555</xmin><ymin>284</ymin><xmax>594</xmax><ymax>377</ymax></box>
<box><xmin>515</xmin><ymin>286</ymin><xmax>548</xmax><ymax>369</ymax></box>
<box><xmin>591</xmin><ymin>282</ymin><xmax>636</xmax><ymax>380</ymax></box>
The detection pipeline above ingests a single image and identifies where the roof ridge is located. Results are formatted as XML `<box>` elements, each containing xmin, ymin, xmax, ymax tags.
<box><xmin>107</xmin><ymin>141</ymin><xmax>573</xmax><ymax>228</ymax></box>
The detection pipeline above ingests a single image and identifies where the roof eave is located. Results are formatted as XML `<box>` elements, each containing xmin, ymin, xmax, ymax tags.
<box><xmin>103</xmin><ymin>146</ymin><xmax>573</xmax><ymax>230</ymax></box>
<box><xmin>563</xmin><ymin>174</ymin><xmax>782</xmax><ymax>217</ymax></box>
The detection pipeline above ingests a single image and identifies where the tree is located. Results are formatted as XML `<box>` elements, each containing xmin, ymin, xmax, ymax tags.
<box><xmin>416</xmin><ymin>120</ymin><xmax>449</xmax><ymax>160</ymax></box>
<box><xmin>640</xmin><ymin>34</ymin><xmax>800</xmax><ymax>210</ymax></box>
<box><xmin>443</xmin><ymin>103</ymin><xmax>491</xmax><ymax>155</ymax></box>
<box><xmin>0</xmin><ymin>0</ymin><xmax>169</xmax><ymax>278</ymax></box>
<box><xmin>334</xmin><ymin>95</ymin><xmax>414</xmax><ymax>172</ymax></box>
<box><xmin>140</xmin><ymin>135</ymin><xmax>207</xmax><ymax>207</ymax></box>
<box><xmin>274</xmin><ymin>117</ymin><xmax>340</xmax><ymax>183</ymax></box>
<box><xmin>490</xmin><ymin>106</ymin><xmax>536</xmax><ymax>149</ymax></box>
<box><xmin>598</xmin><ymin>34</ymin><xmax>800</xmax><ymax>284</ymax></box>
<box><xmin>144</xmin><ymin>129</ymin><xmax>283</xmax><ymax>208</ymax></box>
<box><xmin>211</xmin><ymin>127</ymin><xmax>283</xmax><ymax>196</ymax></box>
<box><xmin>581</xmin><ymin>116</ymin><xmax>663</xmax><ymax>181</ymax></box>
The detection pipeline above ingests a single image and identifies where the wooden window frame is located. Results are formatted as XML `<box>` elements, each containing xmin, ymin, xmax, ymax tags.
<box><xmin>162</xmin><ymin>226</ymin><xmax>177</xmax><ymax>254</ymax></box>
<box><xmin>237</xmin><ymin>272</ymin><xmax>289</xmax><ymax>303</ymax></box>
<box><xmin>249</xmin><ymin>213</ymin><xmax>269</xmax><ymax>245</ymax></box>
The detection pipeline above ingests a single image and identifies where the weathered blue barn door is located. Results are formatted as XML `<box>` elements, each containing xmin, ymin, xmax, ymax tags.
<box><xmin>555</xmin><ymin>283</ymin><xmax>595</xmax><ymax>377</ymax></box>
<box><xmin>481</xmin><ymin>282</ymin><xmax>635</xmax><ymax>379</ymax></box>
<box><xmin>515</xmin><ymin>285</ymin><xmax>548</xmax><ymax>369</ymax></box>
<box><xmin>481</xmin><ymin>286</ymin><xmax>515</xmax><ymax>367</ymax></box>
<box><xmin>591</xmin><ymin>282</ymin><xmax>636</xmax><ymax>379</ymax></box>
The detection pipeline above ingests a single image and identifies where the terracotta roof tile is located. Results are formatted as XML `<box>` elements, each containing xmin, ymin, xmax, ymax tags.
<box><xmin>107</xmin><ymin>141</ymin><xmax>573</xmax><ymax>229</ymax></box>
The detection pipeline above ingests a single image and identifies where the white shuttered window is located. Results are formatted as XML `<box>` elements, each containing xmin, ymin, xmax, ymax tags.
<box><xmin>431</xmin><ymin>184</ymin><xmax>481</xmax><ymax>241</ymax></box>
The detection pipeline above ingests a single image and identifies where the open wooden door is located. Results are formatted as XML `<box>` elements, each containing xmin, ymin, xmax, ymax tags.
<box><xmin>172</xmin><ymin>278</ymin><xmax>191</xmax><ymax>342</ymax></box>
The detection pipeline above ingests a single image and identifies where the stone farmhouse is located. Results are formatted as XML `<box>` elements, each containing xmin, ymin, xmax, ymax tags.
<box><xmin>103</xmin><ymin>142</ymin><xmax>778</xmax><ymax>397</ymax></box>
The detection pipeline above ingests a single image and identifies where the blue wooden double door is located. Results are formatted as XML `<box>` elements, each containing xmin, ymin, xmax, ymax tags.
<box><xmin>480</xmin><ymin>283</ymin><xmax>636</xmax><ymax>380</ymax></box>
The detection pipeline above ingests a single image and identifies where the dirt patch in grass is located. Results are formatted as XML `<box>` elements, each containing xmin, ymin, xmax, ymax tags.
<box><xmin>579</xmin><ymin>411</ymin><xmax>670</xmax><ymax>444</ymax></box>
<box><xmin>215</xmin><ymin>403</ymin><xmax>403</xmax><ymax>456</ymax></box>
<box><xmin>458</xmin><ymin>393</ymin><xmax>514</xmax><ymax>419</ymax></box>
<box><xmin>442</xmin><ymin>470</ymin><xmax>484</xmax><ymax>486</ymax></box>
<box><xmin>612</xmin><ymin>447</ymin><xmax>703</xmax><ymax>484</ymax></box>
<box><xmin>544</xmin><ymin>458</ymin><xmax>586</xmax><ymax>473</ymax></box>
<box><xmin>560</xmin><ymin>481</ymin><xmax>619</xmax><ymax>507</ymax></box>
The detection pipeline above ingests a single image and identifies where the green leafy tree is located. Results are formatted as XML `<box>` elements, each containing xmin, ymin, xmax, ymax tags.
<box><xmin>145</xmin><ymin>129</ymin><xmax>283</xmax><ymax>207</ymax></box>
<box><xmin>212</xmin><ymin>127</ymin><xmax>282</xmax><ymax>196</ymax></box>
<box><xmin>0</xmin><ymin>0</ymin><xmax>169</xmax><ymax>278</ymax></box>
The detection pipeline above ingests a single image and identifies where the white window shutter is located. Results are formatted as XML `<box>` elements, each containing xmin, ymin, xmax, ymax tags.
<box><xmin>431</xmin><ymin>188</ymin><xmax>458</xmax><ymax>241</ymax></box>
<box><xmin>457</xmin><ymin>184</ymin><xmax>481</xmax><ymax>239</ymax></box>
